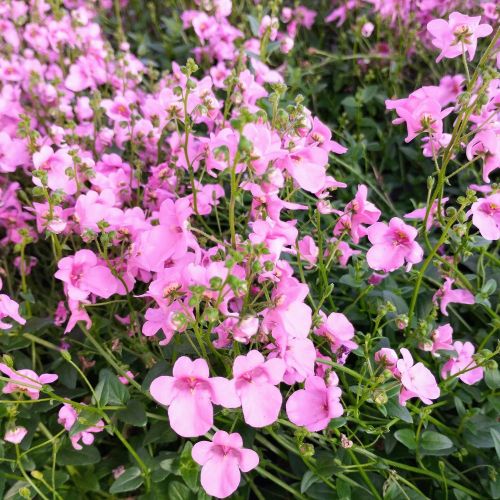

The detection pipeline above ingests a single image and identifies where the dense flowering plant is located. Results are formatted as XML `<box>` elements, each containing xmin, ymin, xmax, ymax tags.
<box><xmin>0</xmin><ymin>0</ymin><xmax>499</xmax><ymax>499</ymax></box>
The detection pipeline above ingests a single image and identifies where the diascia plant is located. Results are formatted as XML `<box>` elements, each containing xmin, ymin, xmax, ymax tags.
<box><xmin>0</xmin><ymin>1</ymin><xmax>498</xmax><ymax>499</ymax></box>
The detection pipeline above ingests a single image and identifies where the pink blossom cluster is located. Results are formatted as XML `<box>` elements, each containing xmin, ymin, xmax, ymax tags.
<box><xmin>0</xmin><ymin>0</ymin><xmax>495</xmax><ymax>497</ymax></box>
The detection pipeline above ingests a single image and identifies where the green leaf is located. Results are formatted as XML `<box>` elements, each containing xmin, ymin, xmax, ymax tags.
<box><xmin>300</xmin><ymin>470</ymin><xmax>319</xmax><ymax>494</ymax></box>
<box><xmin>386</xmin><ymin>399</ymin><xmax>413</xmax><ymax>423</ymax></box>
<box><xmin>485</xmin><ymin>369</ymin><xmax>500</xmax><ymax>390</ymax></box>
<box><xmin>179</xmin><ymin>442</ymin><xmax>200</xmax><ymax>492</ymax></box>
<box><xmin>491</xmin><ymin>428</ymin><xmax>500</xmax><ymax>460</ymax></box>
<box><xmin>57</xmin><ymin>445</ymin><xmax>101</xmax><ymax>466</ymax></box>
<box><xmin>394</xmin><ymin>429</ymin><xmax>416</xmax><ymax>450</ymax></box>
<box><xmin>420</xmin><ymin>431</ymin><xmax>453</xmax><ymax>451</ymax></box>
<box><xmin>109</xmin><ymin>467</ymin><xmax>144</xmax><ymax>494</ymax></box>
<box><xmin>336</xmin><ymin>477</ymin><xmax>351</xmax><ymax>500</ymax></box>
<box><xmin>69</xmin><ymin>408</ymin><xmax>103</xmax><ymax>437</ymax></box>
<box><xmin>117</xmin><ymin>400</ymin><xmax>147</xmax><ymax>427</ymax></box>
<box><xmin>168</xmin><ymin>481</ymin><xmax>191</xmax><ymax>500</ymax></box>
<box><xmin>94</xmin><ymin>369</ymin><xmax>129</xmax><ymax>406</ymax></box>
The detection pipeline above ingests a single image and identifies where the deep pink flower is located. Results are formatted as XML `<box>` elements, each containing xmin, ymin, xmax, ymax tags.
<box><xmin>468</xmin><ymin>193</ymin><xmax>500</xmax><ymax>240</ymax></box>
<box><xmin>192</xmin><ymin>431</ymin><xmax>259</xmax><ymax>499</ymax></box>
<box><xmin>397</xmin><ymin>348</ymin><xmax>440</xmax><ymax>405</ymax></box>
<box><xmin>0</xmin><ymin>364</ymin><xmax>58</xmax><ymax>400</ymax></box>
<box><xmin>366</xmin><ymin>217</ymin><xmax>423</xmax><ymax>272</ymax></box>
<box><xmin>441</xmin><ymin>341</ymin><xmax>484</xmax><ymax>385</ymax></box>
<box><xmin>0</xmin><ymin>132</ymin><xmax>28</xmax><ymax>172</ymax></box>
<box><xmin>432</xmin><ymin>278</ymin><xmax>474</xmax><ymax>316</ymax></box>
<box><xmin>286</xmin><ymin>375</ymin><xmax>343</xmax><ymax>431</ymax></box>
<box><xmin>149</xmin><ymin>357</ymin><xmax>239</xmax><ymax>437</ymax></box>
<box><xmin>232</xmin><ymin>350</ymin><xmax>285</xmax><ymax>428</ymax></box>
<box><xmin>427</xmin><ymin>12</ymin><xmax>493</xmax><ymax>62</ymax></box>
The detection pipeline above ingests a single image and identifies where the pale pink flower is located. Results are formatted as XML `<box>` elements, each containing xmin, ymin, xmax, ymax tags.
<box><xmin>0</xmin><ymin>364</ymin><xmax>58</xmax><ymax>400</ymax></box>
<box><xmin>427</xmin><ymin>12</ymin><xmax>493</xmax><ymax>63</ymax></box>
<box><xmin>32</xmin><ymin>145</ymin><xmax>76</xmax><ymax>195</ymax></box>
<box><xmin>361</xmin><ymin>22</ymin><xmax>374</xmax><ymax>37</ymax></box>
<box><xmin>232</xmin><ymin>350</ymin><xmax>285</xmax><ymax>428</ymax></box>
<box><xmin>149</xmin><ymin>357</ymin><xmax>239</xmax><ymax>437</ymax></box>
<box><xmin>118</xmin><ymin>371</ymin><xmax>135</xmax><ymax>385</ymax></box>
<box><xmin>192</xmin><ymin>431</ymin><xmax>259</xmax><ymax>499</ymax></box>
<box><xmin>441</xmin><ymin>341</ymin><xmax>484</xmax><ymax>385</ymax></box>
<box><xmin>374</xmin><ymin>348</ymin><xmax>399</xmax><ymax>374</ymax></box>
<box><xmin>4</xmin><ymin>426</ymin><xmax>28</xmax><ymax>444</ymax></box>
<box><xmin>286</xmin><ymin>375</ymin><xmax>343</xmax><ymax>431</ymax></box>
<box><xmin>432</xmin><ymin>278</ymin><xmax>474</xmax><ymax>316</ymax></box>
<box><xmin>468</xmin><ymin>193</ymin><xmax>500</xmax><ymax>240</ymax></box>
<box><xmin>397</xmin><ymin>348</ymin><xmax>440</xmax><ymax>406</ymax></box>
<box><xmin>366</xmin><ymin>217</ymin><xmax>423</xmax><ymax>272</ymax></box>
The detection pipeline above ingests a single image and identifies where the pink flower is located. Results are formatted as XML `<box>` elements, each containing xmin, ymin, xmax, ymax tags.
<box><xmin>192</xmin><ymin>431</ymin><xmax>259</xmax><ymax>499</ymax></box>
<box><xmin>286</xmin><ymin>375</ymin><xmax>343</xmax><ymax>431</ymax></box>
<box><xmin>4</xmin><ymin>426</ymin><xmax>28</xmax><ymax>444</ymax></box>
<box><xmin>397</xmin><ymin>348</ymin><xmax>440</xmax><ymax>406</ymax></box>
<box><xmin>424</xmin><ymin>323</ymin><xmax>454</xmax><ymax>355</ymax></box>
<box><xmin>404</xmin><ymin>198</ymin><xmax>448</xmax><ymax>231</ymax></box>
<box><xmin>334</xmin><ymin>185</ymin><xmax>381</xmax><ymax>244</ymax></box>
<box><xmin>0</xmin><ymin>364</ymin><xmax>58</xmax><ymax>400</ymax></box>
<box><xmin>297</xmin><ymin>236</ymin><xmax>318</xmax><ymax>267</ymax></box>
<box><xmin>441</xmin><ymin>341</ymin><xmax>484</xmax><ymax>385</ymax></box>
<box><xmin>118</xmin><ymin>371</ymin><xmax>135</xmax><ymax>385</ymax></box>
<box><xmin>55</xmin><ymin>249</ymin><xmax>118</xmax><ymax>301</ymax></box>
<box><xmin>149</xmin><ymin>357</ymin><xmax>239</xmax><ymax>437</ymax></box>
<box><xmin>427</xmin><ymin>12</ymin><xmax>493</xmax><ymax>63</ymax></box>
<box><xmin>366</xmin><ymin>218</ymin><xmax>423</xmax><ymax>272</ymax></box>
<box><xmin>361</xmin><ymin>22</ymin><xmax>374</xmax><ymax>37</ymax></box>
<box><xmin>466</xmin><ymin>130</ymin><xmax>499</xmax><ymax>183</ymax></box>
<box><xmin>280</xmin><ymin>146</ymin><xmax>328</xmax><ymax>193</ymax></box>
<box><xmin>58</xmin><ymin>403</ymin><xmax>105</xmax><ymax>450</ymax></box>
<box><xmin>0</xmin><ymin>292</ymin><xmax>26</xmax><ymax>329</ymax></box>
<box><xmin>432</xmin><ymin>278</ymin><xmax>474</xmax><ymax>316</ymax></box>
<box><xmin>315</xmin><ymin>312</ymin><xmax>358</xmax><ymax>358</ymax></box>
<box><xmin>0</xmin><ymin>132</ymin><xmax>28</xmax><ymax>173</ymax></box>
<box><xmin>468</xmin><ymin>193</ymin><xmax>500</xmax><ymax>240</ymax></box>
<box><xmin>374</xmin><ymin>348</ymin><xmax>399</xmax><ymax>374</ymax></box>
<box><xmin>232</xmin><ymin>350</ymin><xmax>285</xmax><ymax>428</ymax></box>
<box><xmin>32</xmin><ymin>145</ymin><xmax>77</xmax><ymax>195</ymax></box>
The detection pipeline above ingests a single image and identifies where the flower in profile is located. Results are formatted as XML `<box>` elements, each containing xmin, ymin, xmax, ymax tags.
<box><xmin>192</xmin><ymin>431</ymin><xmax>259</xmax><ymax>499</ymax></box>
<box><xmin>466</xmin><ymin>129</ymin><xmax>499</xmax><ymax>183</ymax></box>
<box><xmin>404</xmin><ymin>198</ymin><xmax>448</xmax><ymax>231</ymax></box>
<box><xmin>432</xmin><ymin>278</ymin><xmax>474</xmax><ymax>316</ymax></box>
<box><xmin>397</xmin><ymin>348</ymin><xmax>440</xmax><ymax>406</ymax></box>
<box><xmin>286</xmin><ymin>374</ymin><xmax>343</xmax><ymax>431</ymax></box>
<box><xmin>374</xmin><ymin>348</ymin><xmax>399</xmax><ymax>374</ymax></box>
<box><xmin>4</xmin><ymin>426</ymin><xmax>28</xmax><ymax>444</ymax></box>
<box><xmin>441</xmin><ymin>341</ymin><xmax>484</xmax><ymax>385</ymax></box>
<box><xmin>427</xmin><ymin>12</ymin><xmax>493</xmax><ymax>62</ymax></box>
<box><xmin>149</xmin><ymin>357</ymin><xmax>239</xmax><ymax>437</ymax></box>
<box><xmin>366</xmin><ymin>217</ymin><xmax>423</xmax><ymax>272</ymax></box>
<box><xmin>423</xmin><ymin>323</ymin><xmax>454</xmax><ymax>355</ymax></box>
<box><xmin>468</xmin><ymin>193</ymin><xmax>500</xmax><ymax>241</ymax></box>
<box><xmin>0</xmin><ymin>364</ymin><xmax>58</xmax><ymax>400</ymax></box>
<box><xmin>232</xmin><ymin>350</ymin><xmax>285</xmax><ymax>428</ymax></box>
